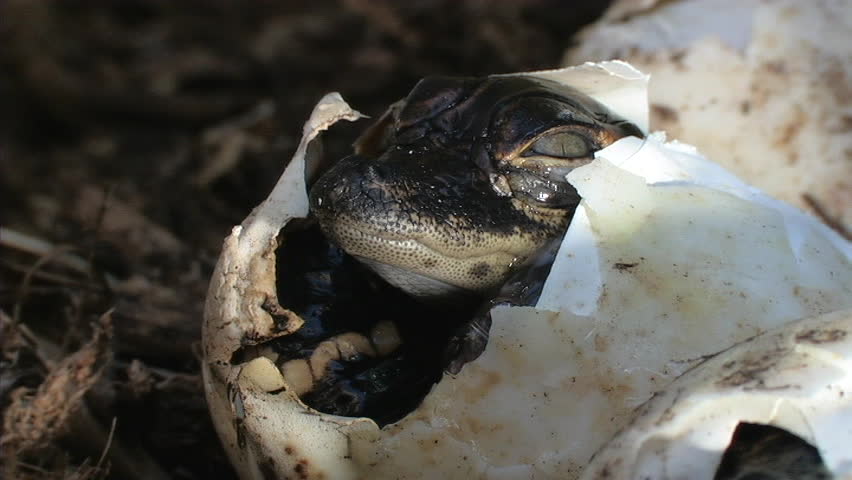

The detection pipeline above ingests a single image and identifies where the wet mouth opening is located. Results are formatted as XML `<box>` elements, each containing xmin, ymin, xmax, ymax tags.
<box><xmin>243</xmin><ymin>217</ymin><xmax>565</xmax><ymax>427</ymax></box>
<box><xmin>266</xmin><ymin>219</ymin><xmax>482</xmax><ymax>426</ymax></box>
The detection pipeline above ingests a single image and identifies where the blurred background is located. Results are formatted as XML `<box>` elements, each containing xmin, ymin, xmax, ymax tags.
<box><xmin>0</xmin><ymin>2</ymin><xmax>612</xmax><ymax>479</ymax></box>
<box><xmin>3</xmin><ymin>1</ymin><xmax>850</xmax><ymax>479</ymax></box>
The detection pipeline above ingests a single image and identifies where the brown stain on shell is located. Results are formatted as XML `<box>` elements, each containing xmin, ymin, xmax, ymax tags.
<box><xmin>651</xmin><ymin>103</ymin><xmax>679</xmax><ymax>125</ymax></box>
<box><xmin>594</xmin><ymin>333</ymin><xmax>609</xmax><ymax>353</ymax></box>
<box><xmin>795</xmin><ymin>328</ymin><xmax>847</xmax><ymax>344</ymax></box>
<box><xmin>715</xmin><ymin>345</ymin><xmax>791</xmax><ymax>389</ymax></box>
<box><xmin>458</xmin><ymin>369</ymin><xmax>503</xmax><ymax>404</ymax></box>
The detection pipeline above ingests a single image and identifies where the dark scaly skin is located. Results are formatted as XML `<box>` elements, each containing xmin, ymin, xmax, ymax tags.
<box><xmin>310</xmin><ymin>75</ymin><xmax>642</xmax><ymax>301</ymax></box>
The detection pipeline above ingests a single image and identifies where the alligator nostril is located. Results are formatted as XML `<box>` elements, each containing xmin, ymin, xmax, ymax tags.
<box><xmin>310</xmin><ymin>175</ymin><xmax>345</xmax><ymax>213</ymax></box>
<box><xmin>311</xmin><ymin>155</ymin><xmax>370</xmax><ymax>210</ymax></box>
<box><xmin>310</xmin><ymin>190</ymin><xmax>328</xmax><ymax>212</ymax></box>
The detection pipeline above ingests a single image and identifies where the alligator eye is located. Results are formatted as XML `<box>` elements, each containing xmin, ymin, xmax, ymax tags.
<box><xmin>528</xmin><ymin>131</ymin><xmax>590</xmax><ymax>158</ymax></box>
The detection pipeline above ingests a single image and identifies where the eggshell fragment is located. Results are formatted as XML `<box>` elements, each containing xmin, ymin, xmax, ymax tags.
<box><xmin>366</xmin><ymin>134</ymin><xmax>851</xmax><ymax>479</ymax></box>
<box><xmin>565</xmin><ymin>0</ymin><xmax>852</xmax><ymax>232</ymax></box>
<box><xmin>458</xmin><ymin>133</ymin><xmax>852</xmax><ymax>475</ymax></box>
<box><xmin>581</xmin><ymin>308</ymin><xmax>852</xmax><ymax>479</ymax></box>
<box><xmin>201</xmin><ymin>93</ymin><xmax>367</xmax><ymax>480</ymax></box>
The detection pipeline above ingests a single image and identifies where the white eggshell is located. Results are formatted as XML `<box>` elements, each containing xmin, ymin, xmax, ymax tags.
<box><xmin>565</xmin><ymin>0</ymin><xmax>852</xmax><ymax>232</ymax></box>
<box><xmin>580</xmin><ymin>308</ymin><xmax>852</xmax><ymax>479</ymax></box>
<box><xmin>202</xmin><ymin>61</ymin><xmax>852</xmax><ymax>480</ymax></box>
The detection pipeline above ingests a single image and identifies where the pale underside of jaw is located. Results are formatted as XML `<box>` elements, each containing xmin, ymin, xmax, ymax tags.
<box><xmin>355</xmin><ymin>257</ymin><xmax>474</xmax><ymax>300</ymax></box>
<box><xmin>326</xmin><ymin>219</ymin><xmax>527</xmax><ymax>297</ymax></box>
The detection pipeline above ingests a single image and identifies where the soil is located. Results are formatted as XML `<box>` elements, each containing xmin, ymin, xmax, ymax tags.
<box><xmin>0</xmin><ymin>1</ymin><xmax>612</xmax><ymax>479</ymax></box>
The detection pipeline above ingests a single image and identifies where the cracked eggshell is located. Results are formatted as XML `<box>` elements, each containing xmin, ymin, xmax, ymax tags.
<box><xmin>202</xmin><ymin>62</ymin><xmax>650</xmax><ymax>480</ymax></box>
<box><xmin>201</xmin><ymin>93</ymin><xmax>368</xmax><ymax>480</ymax></box>
<box><xmin>581</xmin><ymin>307</ymin><xmax>852</xmax><ymax>479</ymax></box>
<box><xmin>565</xmin><ymin>0</ymin><xmax>852</xmax><ymax>232</ymax></box>
<box><xmin>396</xmin><ymin>134</ymin><xmax>851</xmax><ymax>479</ymax></box>
<box><xmin>202</xmin><ymin>62</ymin><xmax>852</xmax><ymax>480</ymax></box>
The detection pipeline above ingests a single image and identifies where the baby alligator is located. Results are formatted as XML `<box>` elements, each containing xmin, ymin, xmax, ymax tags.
<box><xmin>310</xmin><ymin>74</ymin><xmax>642</xmax><ymax>302</ymax></box>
